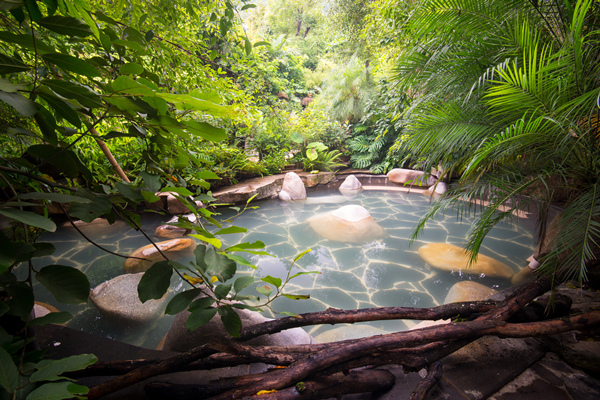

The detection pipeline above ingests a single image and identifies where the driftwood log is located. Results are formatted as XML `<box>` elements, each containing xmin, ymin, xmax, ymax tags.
<box><xmin>80</xmin><ymin>278</ymin><xmax>600</xmax><ymax>400</ymax></box>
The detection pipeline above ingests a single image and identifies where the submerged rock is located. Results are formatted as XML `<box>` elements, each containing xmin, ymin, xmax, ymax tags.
<box><xmin>418</xmin><ymin>243</ymin><xmax>514</xmax><ymax>278</ymax></box>
<box><xmin>306</xmin><ymin>205</ymin><xmax>386</xmax><ymax>243</ymax></box>
<box><xmin>89</xmin><ymin>273</ymin><xmax>166</xmax><ymax>324</ymax></box>
<box><xmin>163</xmin><ymin>304</ymin><xmax>315</xmax><ymax>351</ymax></box>
<box><xmin>279</xmin><ymin>172</ymin><xmax>307</xmax><ymax>201</ymax></box>
<box><xmin>387</xmin><ymin>168</ymin><xmax>436</xmax><ymax>186</ymax></box>
<box><xmin>125</xmin><ymin>238</ymin><xmax>196</xmax><ymax>273</ymax></box>
<box><xmin>154</xmin><ymin>214</ymin><xmax>200</xmax><ymax>239</ymax></box>
<box><xmin>444</xmin><ymin>281</ymin><xmax>498</xmax><ymax>303</ymax></box>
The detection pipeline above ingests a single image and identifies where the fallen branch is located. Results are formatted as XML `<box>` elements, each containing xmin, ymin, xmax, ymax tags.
<box><xmin>237</xmin><ymin>301</ymin><xmax>497</xmax><ymax>341</ymax></box>
<box><xmin>410</xmin><ymin>362</ymin><xmax>442</xmax><ymax>400</ymax></box>
<box><xmin>146</xmin><ymin>369</ymin><xmax>396</xmax><ymax>400</ymax></box>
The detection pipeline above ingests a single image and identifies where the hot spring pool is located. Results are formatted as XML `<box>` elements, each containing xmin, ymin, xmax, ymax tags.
<box><xmin>26</xmin><ymin>188</ymin><xmax>535</xmax><ymax>348</ymax></box>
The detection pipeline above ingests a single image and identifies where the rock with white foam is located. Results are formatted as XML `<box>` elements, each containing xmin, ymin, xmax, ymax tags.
<box><xmin>278</xmin><ymin>172</ymin><xmax>306</xmax><ymax>201</ymax></box>
<box><xmin>306</xmin><ymin>205</ymin><xmax>386</xmax><ymax>243</ymax></box>
<box><xmin>418</xmin><ymin>243</ymin><xmax>514</xmax><ymax>279</ymax></box>
<box><xmin>125</xmin><ymin>238</ymin><xmax>196</xmax><ymax>273</ymax></box>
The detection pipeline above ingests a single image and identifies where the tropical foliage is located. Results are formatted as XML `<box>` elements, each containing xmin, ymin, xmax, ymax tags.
<box><xmin>388</xmin><ymin>0</ymin><xmax>600</xmax><ymax>284</ymax></box>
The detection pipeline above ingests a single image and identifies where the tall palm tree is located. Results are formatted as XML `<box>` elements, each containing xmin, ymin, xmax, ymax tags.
<box><xmin>394</xmin><ymin>0</ymin><xmax>600</xmax><ymax>284</ymax></box>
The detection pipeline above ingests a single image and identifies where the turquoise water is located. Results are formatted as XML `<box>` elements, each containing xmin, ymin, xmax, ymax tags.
<box><xmin>27</xmin><ymin>188</ymin><xmax>535</xmax><ymax>347</ymax></box>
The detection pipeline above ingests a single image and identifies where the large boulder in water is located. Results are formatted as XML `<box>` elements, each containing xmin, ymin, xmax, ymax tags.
<box><xmin>279</xmin><ymin>172</ymin><xmax>306</xmax><ymax>201</ymax></box>
<box><xmin>89</xmin><ymin>273</ymin><xmax>167</xmax><ymax>324</ymax></box>
<box><xmin>418</xmin><ymin>243</ymin><xmax>514</xmax><ymax>279</ymax></box>
<box><xmin>444</xmin><ymin>281</ymin><xmax>498</xmax><ymax>304</ymax></box>
<box><xmin>306</xmin><ymin>205</ymin><xmax>386</xmax><ymax>243</ymax></box>
<box><xmin>154</xmin><ymin>214</ymin><xmax>199</xmax><ymax>239</ymax></box>
<box><xmin>163</xmin><ymin>303</ymin><xmax>315</xmax><ymax>351</ymax></box>
<box><xmin>125</xmin><ymin>238</ymin><xmax>196</xmax><ymax>273</ymax></box>
<box><xmin>387</xmin><ymin>168</ymin><xmax>436</xmax><ymax>186</ymax></box>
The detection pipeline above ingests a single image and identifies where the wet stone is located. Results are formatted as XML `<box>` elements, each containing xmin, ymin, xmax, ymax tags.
<box><xmin>331</xmin><ymin>247</ymin><xmax>367</xmax><ymax>269</ymax></box>
<box><xmin>364</xmin><ymin>262</ymin><xmax>426</xmax><ymax>290</ymax></box>
<box><xmin>268</xmin><ymin>242</ymin><xmax>300</xmax><ymax>259</ymax></box>
<box><xmin>308</xmin><ymin>288</ymin><xmax>359</xmax><ymax>310</ymax></box>
<box><xmin>372</xmin><ymin>288</ymin><xmax>436</xmax><ymax>308</ymax></box>
<box><xmin>319</xmin><ymin>270</ymin><xmax>367</xmax><ymax>293</ymax></box>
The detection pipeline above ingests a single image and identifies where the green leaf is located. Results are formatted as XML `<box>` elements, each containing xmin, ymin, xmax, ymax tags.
<box><xmin>115</xmin><ymin>182</ymin><xmax>144</xmax><ymax>203</ymax></box>
<box><xmin>0</xmin><ymin>32</ymin><xmax>55</xmax><ymax>53</ymax></box>
<box><xmin>15</xmin><ymin>192</ymin><xmax>91</xmax><ymax>204</ymax></box>
<box><xmin>233</xmin><ymin>275</ymin><xmax>254</xmax><ymax>293</ymax></box>
<box><xmin>189</xmin><ymin>234</ymin><xmax>221</xmax><ymax>249</ymax></box>
<box><xmin>188</xmin><ymin>296</ymin><xmax>214</xmax><ymax>312</ymax></box>
<box><xmin>219</xmin><ymin>306</ymin><xmax>242</xmax><ymax>337</ymax></box>
<box><xmin>0</xmin><ymin>231</ymin><xmax>16</xmax><ymax>272</ymax></box>
<box><xmin>0</xmin><ymin>78</ymin><xmax>26</xmax><ymax>93</ymax></box>
<box><xmin>34</xmin><ymin>106</ymin><xmax>57</xmax><ymax>145</ymax></box>
<box><xmin>36</xmin><ymin>265</ymin><xmax>90</xmax><ymax>304</ymax></box>
<box><xmin>164</xmin><ymin>288</ymin><xmax>203</xmax><ymax>315</ymax></box>
<box><xmin>0</xmin><ymin>0</ymin><xmax>23</xmax><ymax>11</ymax></box>
<box><xmin>289</xmin><ymin>271</ymin><xmax>321</xmax><ymax>280</ymax></box>
<box><xmin>111</xmin><ymin>75</ymin><xmax>155</xmax><ymax>96</ymax></box>
<box><xmin>223</xmin><ymin>253</ymin><xmax>255</xmax><ymax>268</ymax></box>
<box><xmin>261</xmin><ymin>275</ymin><xmax>282</xmax><ymax>288</ymax></box>
<box><xmin>282</xmin><ymin>293</ymin><xmax>310</xmax><ymax>300</ymax></box>
<box><xmin>0</xmin><ymin>209</ymin><xmax>56</xmax><ymax>232</ymax></box>
<box><xmin>204</xmin><ymin>247</ymin><xmax>236</xmax><ymax>282</ymax></box>
<box><xmin>5</xmin><ymin>281</ymin><xmax>34</xmax><ymax>320</ymax></box>
<box><xmin>0</xmin><ymin>347</ymin><xmax>18</xmax><ymax>393</ymax></box>
<box><xmin>30</xmin><ymin>354</ymin><xmax>97</xmax><ymax>383</ymax></box>
<box><xmin>137</xmin><ymin>261</ymin><xmax>172</xmax><ymax>303</ymax></box>
<box><xmin>0</xmin><ymin>90</ymin><xmax>37</xmax><ymax>117</ymax></box>
<box><xmin>25</xmin><ymin>0</ymin><xmax>42</xmax><ymax>20</ymax></box>
<box><xmin>26</xmin><ymin>381</ymin><xmax>89</xmax><ymax>400</ymax></box>
<box><xmin>256</xmin><ymin>284</ymin><xmax>272</xmax><ymax>297</ymax></box>
<box><xmin>215</xmin><ymin>226</ymin><xmax>247</xmax><ymax>235</ymax></box>
<box><xmin>241</xmin><ymin>4</ymin><xmax>256</xmax><ymax>11</ymax></box>
<box><xmin>43</xmin><ymin>80</ymin><xmax>102</xmax><ymax>108</ymax></box>
<box><xmin>195</xmin><ymin>170</ymin><xmax>220</xmax><ymax>180</ymax></box>
<box><xmin>37</xmin><ymin>15</ymin><xmax>93</xmax><ymax>37</ymax></box>
<box><xmin>0</xmin><ymin>53</ymin><xmax>30</xmax><ymax>73</ymax></box>
<box><xmin>140</xmin><ymin>171</ymin><xmax>161</xmax><ymax>193</ymax></box>
<box><xmin>226</xmin><ymin>241</ymin><xmax>266</xmax><ymax>251</ymax></box>
<box><xmin>294</xmin><ymin>248</ymin><xmax>312</xmax><ymax>262</ymax></box>
<box><xmin>145</xmin><ymin>29</ymin><xmax>154</xmax><ymax>42</ymax></box>
<box><xmin>124</xmin><ymin>27</ymin><xmax>146</xmax><ymax>45</ymax></box>
<box><xmin>214</xmin><ymin>283</ymin><xmax>231</xmax><ymax>300</ymax></box>
<box><xmin>186</xmin><ymin>307</ymin><xmax>217</xmax><ymax>331</ymax></box>
<box><xmin>119</xmin><ymin>62</ymin><xmax>144</xmax><ymax>75</ymax></box>
<box><xmin>27</xmin><ymin>312</ymin><xmax>73</xmax><ymax>327</ymax></box>
<box><xmin>160</xmin><ymin>186</ymin><xmax>193</xmax><ymax>196</ymax></box>
<box><xmin>155</xmin><ymin>93</ymin><xmax>229</xmax><ymax>116</ymax></box>
<box><xmin>38</xmin><ymin>92</ymin><xmax>81</xmax><ymax>128</ymax></box>
<box><xmin>190</xmin><ymin>245</ymin><xmax>208</xmax><ymax>274</ymax></box>
<box><xmin>183</xmin><ymin>120</ymin><xmax>227</xmax><ymax>142</ymax></box>
<box><xmin>41</xmin><ymin>53</ymin><xmax>100</xmax><ymax>77</ymax></box>
<box><xmin>244</xmin><ymin>37</ymin><xmax>252</xmax><ymax>56</ymax></box>
<box><xmin>253</xmin><ymin>41</ymin><xmax>270</xmax><ymax>47</ymax></box>
<box><xmin>67</xmin><ymin>193</ymin><xmax>112</xmax><ymax>223</ymax></box>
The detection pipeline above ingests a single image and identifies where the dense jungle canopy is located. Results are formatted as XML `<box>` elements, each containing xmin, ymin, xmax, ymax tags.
<box><xmin>0</xmin><ymin>0</ymin><xmax>599</xmax><ymax>399</ymax></box>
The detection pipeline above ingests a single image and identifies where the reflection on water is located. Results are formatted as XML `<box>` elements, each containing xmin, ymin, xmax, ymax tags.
<box><xmin>23</xmin><ymin>189</ymin><xmax>535</xmax><ymax>347</ymax></box>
